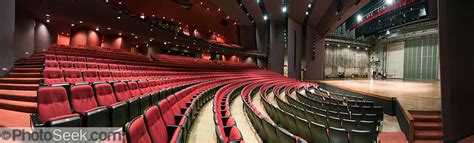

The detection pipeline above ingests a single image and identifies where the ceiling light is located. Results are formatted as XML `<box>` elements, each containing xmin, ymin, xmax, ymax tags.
<box><xmin>326</xmin><ymin>43</ymin><xmax>330</xmax><ymax>46</ymax></box>
<box><xmin>337</xmin><ymin>44</ymin><xmax>340</xmax><ymax>47</ymax></box>
<box><xmin>46</xmin><ymin>19</ymin><xmax>50</xmax><ymax>23</ymax></box>
<box><xmin>357</xmin><ymin>47</ymin><xmax>360</xmax><ymax>49</ymax></box>
<box><xmin>306</xmin><ymin>12</ymin><xmax>309</xmax><ymax>15</ymax></box>
<box><xmin>79</xmin><ymin>21</ymin><xmax>83</xmax><ymax>23</ymax></box>
<box><xmin>263</xmin><ymin>15</ymin><xmax>268</xmax><ymax>21</ymax></box>
<box><xmin>46</xmin><ymin>14</ymin><xmax>50</xmax><ymax>17</ymax></box>
<box><xmin>308</xmin><ymin>4</ymin><xmax>311</xmax><ymax>8</ymax></box>
<box><xmin>117</xmin><ymin>16</ymin><xmax>121</xmax><ymax>19</ymax></box>
<box><xmin>282</xmin><ymin>6</ymin><xmax>287</xmax><ymax>13</ymax></box>
<box><xmin>118</xmin><ymin>33</ymin><xmax>122</xmax><ymax>36</ymax></box>
<box><xmin>200</xmin><ymin>2</ymin><xmax>203</xmax><ymax>5</ymax></box>
<box><xmin>140</xmin><ymin>15</ymin><xmax>145</xmax><ymax>19</ymax></box>
<box><xmin>347</xmin><ymin>45</ymin><xmax>351</xmax><ymax>48</ymax></box>
<box><xmin>356</xmin><ymin>14</ymin><xmax>363</xmax><ymax>22</ymax></box>
<box><xmin>365</xmin><ymin>48</ymin><xmax>368</xmax><ymax>50</ymax></box>
<box><xmin>95</xmin><ymin>27</ymin><xmax>99</xmax><ymax>31</ymax></box>
<box><xmin>107</xmin><ymin>27</ymin><xmax>111</xmax><ymax>30</ymax></box>
<box><xmin>257</xmin><ymin>0</ymin><xmax>260</xmax><ymax>3</ymax></box>
<box><xmin>385</xmin><ymin>0</ymin><xmax>394</xmax><ymax>5</ymax></box>
<box><xmin>218</xmin><ymin>8</ymin><xmax>221</xmax><ymax>11</ymax></box>
<box><xmin>386</xmin><ymin>30</ymin><xmax>390</xmax><ymax>35</ymax></box>
<box><xmin>135</xmin><ymin>36</ymin><xmax>138</xmax><ymax>39</ymax></box>
<box><xmin>71</xmin><ymin>24</ymin><xmax>75</xmax><ymax>27</ymax></box>
<box><xmin>164</xmin><ymin>42</ymin><xmax>167</xmax><ymax>45</ymax></box>
<box><xmin>131</xmin><ymin>33</ymin><xmax>135</xmax><ymax>36</ymax></box>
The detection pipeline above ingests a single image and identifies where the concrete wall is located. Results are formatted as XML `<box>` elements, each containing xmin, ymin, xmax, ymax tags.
<box><xmin>34</xmin><ymin>22</ymin><xmax>54</xmax><ymax>52</ymax></box>
<box><xmin>14</xmin><ymin>8</ymin><xmax>35</xmax><ymax>60</ymax></box>
<box><xmin>269</xmin><ymin>21</ymin><xmax>285</xmax><ymax>74</ymax></box>
<box><xmin>287</xmin><ymin>18</ymin><xmax>302</xmax><ymax>80</ymax></box>
<box><xmin>0</xmin><ymin>0</ymin><xmax>15</xmax><ymax>76</ymax></box>
<box><xmin>304</xmin><ymin>36</ymin><xmax>325</xmax><ymax>80</ymax></box>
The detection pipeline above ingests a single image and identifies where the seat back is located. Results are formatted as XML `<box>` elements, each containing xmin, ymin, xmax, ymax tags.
<box><xmin>67</xmin><ymin>56</ymin><xmax>77</xmax><ymax>62</ymax></box>
<box><xmin>329</xmin><ymin>127</ymin><xmax>349</xmax><ymax>143</ymax></box>
<box><xmin>94</xmin><ymin>83</ymin><xmax>118</xmax><ymax>106</ymax></box>
<box><xmin>143</xmin><ymin>106</ymin><xmax>168</xmax><ymax>143</ymax></box>
<box><xmin>98</xmin><ymin>71</ymin><xmax>112</xmax><ymax>82</ymax></box>
<box><xmin>74</xmin><ymin>62</ymin><xmax>87</xmax><ymax>70</ymax></box>
<box><xmin>98</xmin><ymin>64</ymin><xmax>109</xmax><ymax>71</ymax></box>
<box><xmin>113</xmin><ymin>82</ymin><xmax>132</xmax><ymax>101</ymax></box>
<box><xmin>56</xmin><ymin>55</ymin><xmax>67</xmax><ymax>61</ymax></box>
<box><xmin>125</xmin><ymin>116</ymin><xmax>152</xmax><ymax>143</ymax></box>
<box><xmin>309</xmin><ymin>121</ymin><xmax>328</xmax><ymax>143</ymax></box>
<box><xmin>43</xmin><ymin>68</ymin><xmax>65</xmax><ymax>85</ymax></box>
<box><xmin>82</xmin><ymin>70</ymin><xmax>99</xmax><ymax>82</ymax></box>
<box><xmin>70</xmin><ymin>85</ymin><xmax>99</xmax><ymax>113</ymax></box>
<box><xmin>112</xmin><ymin>71</ymin><xmax>123</xmax><ymax>80</ymax></box>
<box><xmin>128</xmin><ymin>82</ymin><xmax>142</xmax><ymax>97</ymax></box>
<box><xmin>109</xmin><ymin>64</ymin><xmax>119</xmax><ymax>71</ymax></box>
<box><xmin>87</xmin><ymin>63</ymin><xmax>98</xmax><ymax>70</ymax></box>
<box><xmin>45</xmin><ymin>60</ymin><xmax>59</xmax><ymax>69</ymax></box>
<box><xmin>37</xmin><ymin>87</ymin><xmax>72</xmax><ymax>123</ymax></box>
<box><xmin>350</xmin><ymin>130</ymin><xmax>373</xmax><ymax>143</ymax></box>
<box><xmin>138</xmin><ymin>81</ymin><xmax>152</xmax><ymax>95</ymax></box>
<box><xmin>45</xmin><ymin>54</ymin><xmax>56</xmax><ymax>61</ymax></box>
<box><xmin>63</xmin><ymin>69</ymin><xmax>84</xmax><ymax>83</ymax></box>
<box><xmin>77</xmin><ymin>57</ymin><xmax>86</xmax><ymax>62</ymax></box>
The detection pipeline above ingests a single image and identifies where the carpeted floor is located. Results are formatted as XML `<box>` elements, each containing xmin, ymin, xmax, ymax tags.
<box><xmin>0</xmin><ymin>53</ymin><xmax>43</xmax><ymax>127</ymax></box>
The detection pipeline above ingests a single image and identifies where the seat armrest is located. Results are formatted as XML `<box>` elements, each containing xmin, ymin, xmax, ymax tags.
<box><xmin>186</xmin><ymin>102</ymin><xmax>192</xmax><ymax>107</ymax></box>
<box><xmin>166</xmin><ymin>125</ymin><xmax>180</xmax><ymax>138</ymax></box>
<box><xmin>30</xmin><ymin>113</ymin><xmax>44</xmax><ymax>127</ymax></box>
<box><xmin>109</xmin><ymin>101</ymin><xmax>128</xmax><ymax>110</ymax></box>
<box><xmin>223</xmin><ymin>125</ymin><xmax>235</xmax><ymax>136</ymax></box>
<box><xmin>180</xmin><ymin>107</ymin><xmax>188</xmax><ymax>114</ymax></box>
<box><xmin>174</xmin><ymin>114</ymin><xmax>186</xmax><ymax>124</ymax></box>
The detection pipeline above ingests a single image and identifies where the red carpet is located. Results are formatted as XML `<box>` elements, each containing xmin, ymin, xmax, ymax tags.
<box><xmin>411</xmin><ymin>111</ymin><xmax>443</xmax><ymax>142</ymax></box>
<box><xmin>0</xmin><ymin>53</ymin><xmax>43</xmax><ymax>127</ymax></box>
<box><xmin>379</xmin><ymin>132</ymin><xmax>407</xmax><ymax>143</ymax></box>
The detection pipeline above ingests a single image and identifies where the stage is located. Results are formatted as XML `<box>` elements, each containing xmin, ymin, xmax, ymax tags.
<box><xmin>318</xmin><ymin>79</ymin><xmax>441</xmax><ymax>111</ymax></box>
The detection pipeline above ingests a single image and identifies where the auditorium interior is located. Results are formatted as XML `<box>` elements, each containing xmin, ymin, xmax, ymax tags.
<box><xmin>0</xmin><ymin>0</ymin><xmax>473</xmax><ymax>142</ymax></box>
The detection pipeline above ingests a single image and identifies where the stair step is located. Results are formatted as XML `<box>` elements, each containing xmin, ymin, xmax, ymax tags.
<box><xmin>0</xmin><ymin>89</ymin><xmax>37</xmax><ymax>102</ymax></box>
<box><xmin>414</xmin><ymin>131</ymin><xmax>443</xmax><ymax>140</ymax></box>
<box><xmin>414</xmin><ymin>122</ymin><xmax>443</xmax><ymax>130</ymax></box>
<box><xmin>0</xmin><ymin>83</ymin><xmax>39</xmax><ymax>90</ymax></box>
<box><xmin>14</xmin><ymin>62</ymin><xmax>44</xmax><ymax>66</ymax></box>
<box><xmin>8</xmin><ymin>73</ymin><xmax>42</xmax><ymax>78</ymax></box>
<box><xmin>414</xmin><ymin>140</ymin><xmax>443</xmax><ymax>143</ymax></box>
<box><xmin>412</xmin><ymin>114</ymin><xmax>442</xmax><ymax>122</ymax></box>
<box><xmin>0</xmin><ymin>109</ymin><xmax>31</xmax><ymax>127</ymax></box>
<box><xmin>0</xmin><ymin>99</ymin><xmax>37</xmax><ymax>113</ymax></box>
<box><xmin>11</xmin><ymin>68</ymin><xmax>43</xmax><ymax>73</ymax></box>
<box><xmin>14</xmin><ymin>65</ymin><xmax>44</xmax><ymax>68</ymax></box>
<box><xmin>0</xmin><ymin>78</ymin><xmax>41</xmax><ymax>84</ymax></box>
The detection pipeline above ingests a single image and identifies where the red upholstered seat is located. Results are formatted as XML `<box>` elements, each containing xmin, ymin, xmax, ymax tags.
<box><xmin>113</xmin><ymin>82</ymin><xmax>141</xmax><ymax>120</ymax></box>
<box><xmin>45</xmin><ymin>54</ymin><xmax>56</xmax><ymax>61</ymax></box>
<box><xmin>43</xmin><ymin>68</ymin><xmax>65</xmax><ymax>85</ymax></box>
<box><xmin>98</xmin><ymin>71</ymin><xmax>112</xmax><ymax>82</ymax></box>
<box><xmin>119</xmin><ymin>65</ymin><xmax>128</xmax><ymax>71</ymax></box>
<box><xmin>128</xmin><ymin>82</ymin><xmax>142</xmax><ymax>97</ymax></box>
<box><xmin>67</xmin><ymin>56</ymin><xmax>77</xmax><ymax>62</ymax></box>
<box><xmin>77</xmin><ymin>57</ymin><xmax>86</xmax><ymax>62</ymax></box>
<box><xmin>122</xmin><ymin>71</ymin><xmax>132</xmax><ymax>80</ymax></box>
<box><xmin>98</xmin><ymin>64</ymin><xmax>109</xmax><ymax>71</ymax></box>
<box><xmin>87</xmin><ymin>63</ymin><xmax>98</xmax><ymax>70</ymax></box>
<box><xmin>112</xmin><ymin>71</ymin><xmax>123</xmax><ymax>81</ymax></box>
<box><xmin>86</xmin><ymin>57</ymin><xmax>96</xmax><ymax>63</ymax></box>
<box><xmin>94</xmin><ymin>83</ymin><xmax>128</xmax><ymax>127</ymax></box>
<box><xmin>82</xmin><ymin>70</ymin><xmax>99</xmax><ymax>82</ymax></box>
<box><xmin>74</xmin><ymin>62</ymin><xmax>87</xmax><ymax>70</ymax></box>
<box><xmin>59</xmin><ymin>61</ymin><xmax>74</xmax><ymax>69</ymax></box>
<box><xmin>125</xmin><ymin>116</ymin><xmax>152</xmax><ymax>143</ymax></box>
<box><xmin>144</xmin><ymin>106</ymin><xmax>181</xmax><ymax>143</ymax></box>
<box><xmin>96</xmin><ymin>58</ymin><xmax>104</xmax><ymax>63</ymax></box>
<box><xmin>109</xmin><ymin>64</ymin><xmax>119</xmax><ymax>71</ymax></box>
<box><xmin>70</xmin><ymin>85</ymin><xmax>108</xmax><ymax>126</ymax></box>
<box><xmin>138</xmin><ymin>81</ymin><xmax>153</xmax><ymax>95</ymax></box>
<box><xmin>158</xmin><ymin>99</ymin><xmax>186</xmax><ymax>126</ymax></box>
<box><xmin>37</xmin><ymin>87</ymin><xmax>80</xmax><ymax>126</ymax></box>
<box><xmin>63</xmin><ymin>69</ymin><xmax>84</xmax><ymax>83</ymax></box>
<box><xmin>45</xmin><ymin>60</ymin><xmax>59</xmax><ymax>69</ymax></box>
<box><xmin>56</xmin><ymin>55</ymin><xmax>67</xmax><ymax>61</ymax></box>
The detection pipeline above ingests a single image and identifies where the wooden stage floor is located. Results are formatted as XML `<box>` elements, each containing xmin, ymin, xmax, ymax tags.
<box><xmin>318</xmin><ymin>79</ymin><xmax>441</xmax><ymax>111</ymax></box>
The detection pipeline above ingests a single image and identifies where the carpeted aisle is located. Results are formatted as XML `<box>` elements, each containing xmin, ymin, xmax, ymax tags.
<box><xmin>0</xmin><ymin>53</ymin><xmax>44</xmax><ymax>127</ymax></box>
<box><xmin>188</xmin><ymin>100</ymin><xmax>217</xmax><ymax>143</ymax></box>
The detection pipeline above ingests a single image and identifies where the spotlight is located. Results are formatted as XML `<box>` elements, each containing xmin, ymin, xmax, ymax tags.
<box><xmin>385</xmin><ymin>0</ymin><xmax>394</xmax><ymax>5</ymax></box>
<box><xmin>356</xmin><ymin>14</ymin><xmax>363</xmax><ymax>22</ymax></box>
<box><xmin>117</xmin><ymin>16</ymin><xmax>121</xmax><ymax>19</ymax></box>
<box><xmin>71</xmin><ymin>24</ymin><xmax>75</xmax><ymax>27</ymax></box>
<box><xmin>95</xmin><ymin>27</ymin><xmax>99</xmax><ymax>31</ymax></box>
<box><xmin>46</xmin><ymin>14</ymin><xmax>50</xmax><ymax>17</ymax></box>
<box><xmin>79</xmin><ymin>21</ymin><xmax>83</xmax><ymax>24</ymax></box>
<box><xmin>263</xmin><ymin>15</ymin><xmax>268</xmax><ymax>21</ymax></box>
<box><xmin>337</xmin><ymin>44</ymin><xmax>340</xmax><ymax>47</ymax></box>
<box><xmin>46</xmin><ymin>19</ymin><xmax>50</xmax><ymax>23</ymax></box>
<box><xmin>306</xmin><ymin>12</ymin><xmax>309</xmax><ymax>15</ymax></box>
<box><xmin>107</xmin><ymin>27</ymin><xmax>111</xmax><ymax>30</ymax></box>
<box><xmin>134</xmin><ymin>36</ymin><xmax>138</xmax><ymax>39</ymax></box>
<box><xmin>308</xmin><ymin>4</ymin><xmax>311</xmax><ymax>8</ymax></box>
<box><xmin>118</xmin><ymin>33</ymin><xmax>122</xmax><ymax>36</ymax></box>
<box><xmin>282</xmin><ymin>6</ymin><xmax>287</xmax><ymax>13</ymax></box>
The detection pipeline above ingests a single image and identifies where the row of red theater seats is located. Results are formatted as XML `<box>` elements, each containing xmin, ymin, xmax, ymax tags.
<box><xmin>47</xmin><ymin>47</ymin><xmax>149</xmax><ymax>61</ymax></box>
<box><xmin>33</xmin><ymin>77</ymin><xmax>209</xmax><ymax>128</ymax></box>
<box><xmin>42</xmin><ymin>67</ymin><xmax>227</xmax><ymax>85</ymax></box>
<box><xmin>213</xmin><ymin>81</ymin><xmax>246</xmax><ymax>142</ymax></box>
<box><xmin>45</xmin><ymin>54</ymin><xmax>147</xmax><ymax>66</ymax></box>
<box><xmin>125</xmin><ymin>79</ymin><xmax>234</xmax><ymax>143</ymax></box>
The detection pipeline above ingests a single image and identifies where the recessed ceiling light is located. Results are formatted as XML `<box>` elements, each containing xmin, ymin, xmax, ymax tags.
<box><xmin>117</xmin><ymin>16</ymin><xmax>121</xmax><ymax>19</ymax></box>
<box><xmin>385</xmin><ymin>0</ymin><xmax>394</xmax><ymax>5</ymax></box>
<box><xmin>71</xmin><ymin>24</ymin><xmax>75</xmax><ymax>27</ymax></box>
<box><xmin>337</xmin><ymin>44</ymin><xmax>340</xmax><ymax>47</ymax></box>
<box><xmin>46</xmin><ymin>19</ymin><xmax>50</xmax><ymax>23</ymax></box>
<box><xmin>282</xmin><ymin>6</ymin><xmax>287</xmax><ymax>13</ymax></box>
<box><xmin>308</xmin><ymin>4</ymin><xmax>311</xmax><ymax>8</ymax></box>
<box><xmin>135</xmin><ymin>36</ymin><xmax>138</xmax><ymax>39</ymax></box>
<box><xmin>218</xmin><ymin>8</ymin><xmax>221</xmax><ymax>11</ymax></box>
<box><xmin>46</xmin><ymin>14</ymin><xmax>50</xmax><ymax>17</ymax></box>
<box><xmin>306</xmin><ymin>12</ymin><xmax>309</xmax><ymax>15</ymax></box>
<box><xmin>131</xmin><ymin>33</ymin><xmax>135</xmax><ymax>36</ymax></box>
<box><xmin>79</xmin><ymin>21</ymin><xmax>83</xmax><ymax>23</ymax></box>
<box><xmin>118</xmin><ymin>33</ymin><xmax>122</xmax><ymax>36</ymax></box>
<box><xmin>95</xmin><ymin>27</ymin><xmax>99</xmax><ymax>31</ymax></box>
<box><xmin>140</xmin><ymin>15</ymin><xmax>145</xmax><ymax>19</ymax></box>
<box><xmin>263</xmin><ymin>15</ymin><xmax>268</xmax><ymax>21</ymax></box>
<box><xmin>347</xmin><ymin>45</ymin><xmax>351</xmax><ymax>48</ymax></box>
<box><xmin>107</xmin><ymin>27</ymin><xmax>111</xmax><ymax>30</ymax></box>
<box><xmin>357</xmin><ymin>14</ymin><xmax>363</xmax><ymax>22</ymax></box>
